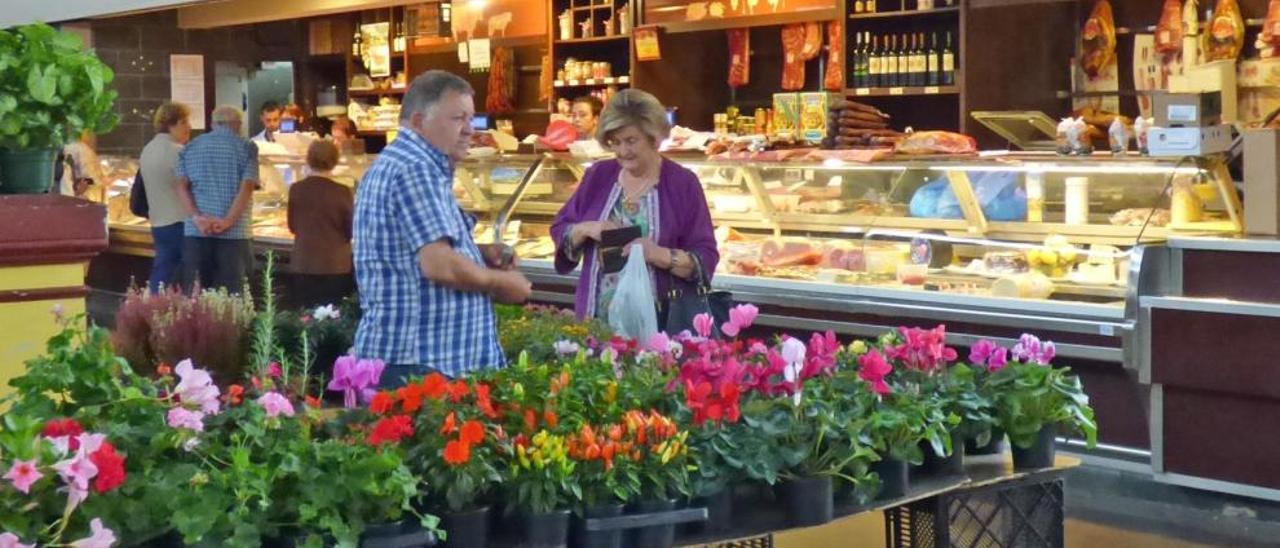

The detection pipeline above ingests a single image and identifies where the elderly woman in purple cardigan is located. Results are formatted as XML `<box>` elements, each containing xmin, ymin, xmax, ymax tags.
<box><xmin>550</xmin><ymin>89</ymin><xmax>719</xmax><ymax>326</ymax></box>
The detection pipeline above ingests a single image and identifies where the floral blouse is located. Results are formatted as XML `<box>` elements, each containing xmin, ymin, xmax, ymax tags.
<box><xmin>594</xmin><ymin>188</ymin><xmax>657</xmax><ymax>323</ymax></box>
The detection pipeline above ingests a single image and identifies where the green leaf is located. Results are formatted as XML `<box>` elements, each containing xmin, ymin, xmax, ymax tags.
<box><xmin>26</xmin><ymin>64</ymin><xmax>56</xmax><ymax>104</ymax></box>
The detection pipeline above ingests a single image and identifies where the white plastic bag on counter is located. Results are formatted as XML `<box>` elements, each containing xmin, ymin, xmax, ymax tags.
<box><xmin>608</xmin><ymin>243</ymin><xmax>658</xmax><ymax>341</ymax></box>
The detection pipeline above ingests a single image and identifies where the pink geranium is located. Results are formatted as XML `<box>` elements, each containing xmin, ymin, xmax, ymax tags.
<box><xmin>167</xmin><ymin>407</ymin><xmax>206</xmax><ymax>432</ymax></box>
<box><xmin>969</xmin><ymin>339</ymin><xmax>1009</xmax><ymax>372</ymax></box>
<box><xmin>858</xmin><ymin>349</ymin><xmax>894</xmax><ymax>395</ymax></box>
<box><xmin>3</xmin><ymin>459</ymin><xmax>41</xmax><ymax>494</ymax></box>
<box><xmin>257</xmin><ymin>392</ymin><xmax>296</xmax><ymax>418</ymax></box>
<box><xmin>174</xmin><ymin>359</ymin><xmax>221</xmax><ymax>414</ymax></box>
<box><xmin>327</xmin><ymin>355</ymin><xmax>386</xmax><ymax>408</ymax></box>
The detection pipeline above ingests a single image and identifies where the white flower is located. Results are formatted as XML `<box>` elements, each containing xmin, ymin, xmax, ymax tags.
<box><xmin>313</xmin><ymin>304</ymin><xmax>340</xmax><ymax>322</ymax></box>
<box><xmin>553</xmin><ymin>340</ymin><xmax>581</xmax><ymax>356</ymax></box>
<box><xmin>781</xmin><ymin>337</ymin><xmax>807</xmax><ymax>366</ymax></box>
<box><xmin>183</xmin><ymin>438</ymin><xmax>201</xmax><ymax>452</ymax></box>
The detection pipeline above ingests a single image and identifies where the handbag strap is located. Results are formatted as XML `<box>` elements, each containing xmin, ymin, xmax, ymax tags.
<box><xmin>662</xmin><ymin>251</ymin><xmax>713</xmax><ymax>303</ymax></box>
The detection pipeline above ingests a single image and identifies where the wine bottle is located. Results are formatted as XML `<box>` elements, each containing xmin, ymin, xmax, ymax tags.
<box><xmin>896</xmin><ymin>34</ymin><xmax>909</xmax><ymax>87</ymax></box>
<box><xmin>855</xmin><ymin>0</ymin><xmax>865</xmax><ymax>14</ymax></box>
<box><xmin>868</xmin><ymin>35</ymin><xmax>881</xmax><ymax>88</ymax></box>
<box><xmin>857</xmin><ymin>32</ymin><xmax>870</xmax><ymax>88</ymax></box>
<box><xmin>909</xmin><ymin>34</ymin><xmax>923</xmax><ymax>86</ymax></box>
<box><xmin>852</xmin><ymin>33</ymin><xmax>864</xmax><ymax>87</ymax></box>
<box><xmin>942</xmin><ymin>31</ymin><xmax>956</xmax><ymax>86</ymax></box>
<box><xmin>885</xmin><ymin>35</ymin><xmax>897</xmax><ymax>87</ymax></box>
<box><xmin>927</xmin><ymin>33</ymin><xmax>940</xmax><ymax>87</ymax></box>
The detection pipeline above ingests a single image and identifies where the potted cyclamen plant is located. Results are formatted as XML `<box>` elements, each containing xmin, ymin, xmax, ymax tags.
<box><xmin>983</xmin><ymin>335</ymin><xmax>1098</xmax><ymax>470</ymax></box>
<box><xmin>965</xmin><ymin>340</ymin><xmax>1011</xmax><ymax>455</ymax></box>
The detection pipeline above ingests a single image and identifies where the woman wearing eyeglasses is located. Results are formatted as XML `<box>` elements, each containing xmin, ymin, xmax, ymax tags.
<box><xmin>550</xmin><ymin>89</ymin><xmax>719</xmax><ymax>329</ymax></box>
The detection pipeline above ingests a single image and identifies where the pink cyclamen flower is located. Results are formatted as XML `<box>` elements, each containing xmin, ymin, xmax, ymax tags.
<box><xmin>174</xmin><ymin>359</ymin><xmax>221</xmax><ymax>414</ymax></box>
<box><xmin>693</xmin><ymin>313</ymin><xmax>714</xmax><ymax>339</ymax></box>
<box><xmin>723</xmin><ymin>304</ymin><xmax>759</xmax><ymax>339</ymax></box>
<box><xmin>167</xmin><ymin>407</ymin><xmax>206</xmax><ymax>432</ymax></box>
<box><xmin>1011</xmin><ymin>334</ymin><xmax>1056</xmax><ymax>365</ymax></box>
<box><xmin>644</xmin><ymin>332</ymin><xmax>672</xmax><ymax>354</ymax></box>
<box><xmin>70</xmin><ymin>518</ymin><xmax>116</xmax><ymax>548</ymax></box>
<box><xmin>969</xmin><ymin>340</ymin><xmax>1009</xmax><ymax>372</ymax></box>
<box><xmin>327</xmin><ymin>355</ymin><xmax>386</xmax><ymax>408</ymax></box>
<box><xmin>0</xmin><ymin>532</ymin><xmax>34</xmax><ymax>548</ymax></box>
<box><xmin>4</xmin><ymin>460</ymin><xmax>42</xmax><ymax>494</ymax></box>
<box><xmin>267</xmin><ymin>362</ymin><xmax>282</xmax><ymax>379</ymax></box>
<box><xmin>858</xmin><ymin>349</ymin><xmax>894</xmax><ymax>395</ymax></box>
<box><xmin>257</xmin><ymin>392</ymin><xmax>296</xmax><ymax>418</ymax></box>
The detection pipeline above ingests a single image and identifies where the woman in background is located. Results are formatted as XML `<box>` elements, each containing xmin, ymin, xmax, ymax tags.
<box><xmin>287</xmin><ymin>140</ymin><xmax>355</xmax><ymax>308</ymax></box>
<box><xmin>139</xmin><ymin>102</ymin><xmax>193</xmax><ymax>293</ymax></box>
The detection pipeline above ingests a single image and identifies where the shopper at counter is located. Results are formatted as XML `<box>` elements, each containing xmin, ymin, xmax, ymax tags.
<box><xmin>139</xmin><ymin>101</ymin><xmax>193</xmax><ymax>293</ymax></box>
<box><xmin>354</xmin><ymin>70</ymin><xmax>532</xmax><ymax>387</ymax></box>
<box><xmin>551</xmin><ymin>89</ymin><xmax>719</xmax><ymax>327</ymax></box>
<box><xmin>288</xmin><ymin>140</ymin><xmax>354</xmax><ymax>308</ymax></box>
<box><xmin>252</xmin><ymin>102</ymin><xmax>282</xmax><ymax>143</ymax></box>
<box><xmin>571</xmin><ymin>95</ymin><xmax>603</xmax><ymax>141</ymax></box>
<box><xmin>175</xmin><ymin>105</ymin><xmax>259</xmax><ymax>293</ymax></box>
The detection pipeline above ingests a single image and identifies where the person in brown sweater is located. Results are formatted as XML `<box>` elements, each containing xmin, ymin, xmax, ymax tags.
<box><xmin>288</xmin><ymin>140</ymin><xmax>355</xmax><ymax>308</ymax></box>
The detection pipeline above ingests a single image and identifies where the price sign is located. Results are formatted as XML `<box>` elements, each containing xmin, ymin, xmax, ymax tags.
<box><xmin>889</xmin><ymin>87</ymin><xmax>905</xmax><ymax>96</ymax></box>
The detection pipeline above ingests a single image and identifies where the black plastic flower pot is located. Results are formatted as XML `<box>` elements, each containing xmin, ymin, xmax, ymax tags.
<box><xmin>629</xmin><ymin>498</ymin><xmax>678</xmax><ymax>548</ymax></box>
<box><xmin>780</xmin><ymin>476</ymin><xmax>834</xmax><ymax>527</ymax></box>
<box><xmin>679</xmin><ymin>488</ymin><xmax>733</xmax><ymax>536</ymax></box>
<box><xmin>966</xmin><ymin>428</ymin><xmax>1006</xmax><ymax>456</ymax></box>
<box><xmin>523</xmin><ymin>509</ymin><xmax>572</xmax><ymax>548</ymax></box>
<box><xmin>361</xmin><ymin>519</ymin><xmax>434</xmax><ymax>548</ymax></box>
<box><xmin>1011</xmin><ymin>426</ymin><xmax>1057</xmax><ymax>471</ymax></box>
<box><xmin>442</xmin><ymin>506</ymin><xmax>490</xmax><ymax>548</ymax></box>
<box><xmin>916</xmin><ymin>432</ymin><xmax>965</xmax><ymax>477</ymax></box>
<box><xmin>572</xmin><ymin>502</ymin><xmax>625</xmax><ymax>548</ymax></box>
<box><xmin>871</xmin><ymin>458</ymin><xmax>909</xmax><ymax>500</ymax></box>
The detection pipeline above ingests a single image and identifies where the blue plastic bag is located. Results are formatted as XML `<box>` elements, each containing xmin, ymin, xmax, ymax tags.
<box><xmin>909</xmin><ymin>172</ymin><xmax>1027</xmax><ymax>221</ymax></box>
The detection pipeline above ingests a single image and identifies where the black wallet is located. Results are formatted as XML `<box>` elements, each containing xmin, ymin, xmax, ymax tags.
<box><xmin>599</xmin><ymin>225</ymin><xmax>642</xmax><ymax>274</ymax></box>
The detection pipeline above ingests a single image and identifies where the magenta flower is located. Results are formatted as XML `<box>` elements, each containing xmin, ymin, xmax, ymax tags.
<box><xmin>693</xmin><ymin>313</ymin><xmax>714</xmax><ymax>339</ymax></box>
<box><xmin>267</xmin><ymin>362</ymin><xmax>282</xmax><ymax>379</ymax></box>
<box><xmin>858</xmin><ymin>349</ymin><xmax>894</xmax><ymax>395</ymax></box>
<box><xmin>257</xmin><ymin>392</ymin><xmax>296</xmax><ymax>418</ymax></box>
<box><xmin>969</xmin><ymin>339</ymin><xmax>1009</xmax><ymax>372</ymax></box>
<box><xmin>1011</xmin><ymin>334</ymin><xmax>1056</xmax><ymax>365</ymax></box>
<box><xmin>327</xmin><ymin>355</ymin><xmax>386</xmax><ymax>409</ymax></box>
<box><xmin>720</xmin><ymin>304</ymin><xmax>758</xmax><ymax>338</ymax></box>
<box><xmin>167</xmin><ymin>407</ymin><xmax>206</xmax><ymax>432</ymax></box>
<box><xmin>644</xmin><ymin>332</ymin><xmax>672</xmax><ymax>353</ymax></box>
<box><xmin>801</xmin><ymin>330</ymin><xmax>840</xmax><ymax>380</ymax></box>
<box><xmin>70</xmin><ymin>518</ymin><xmax>116</xmax><ymax>548</ymax></box>
<box><xmin>885</xmin><ymin>325</ymin><xmax>958</xmax><ymax>372</ymax></box>
<box><xmin>4</xmin><ymin>459</ymin><xmax>42</xmax><ymax>494</ymax></box>
<box><xmin>174</xmin><ymin>359</ymin><xmax>221</xmax><ymax>414</ymax></box>
<box><xmin>0</xmin><ymin>532</ymin><xmax>34</xmax><ymax>548</ymax></box>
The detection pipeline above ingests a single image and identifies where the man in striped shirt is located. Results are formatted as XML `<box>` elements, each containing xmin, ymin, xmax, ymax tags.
<box><xmin>354</xmin><ymin>70</ymin><xmax>532</xmax><ymax>387</ymax></box>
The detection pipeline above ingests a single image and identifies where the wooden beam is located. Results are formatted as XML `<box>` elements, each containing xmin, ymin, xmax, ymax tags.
<box><xmin>177</xmin><ymin>0</ymin><xmax>409</xmax><ymax>29</ymax></box>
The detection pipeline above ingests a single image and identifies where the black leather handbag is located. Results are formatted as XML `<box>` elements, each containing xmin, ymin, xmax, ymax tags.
<box><xmin>657</xmin><ymin>254</ymin><xmax>733</xmax><ymax>337</ymax></box>
<box><xmin>129</xmin><ymin>169</ymin><xmax>148</xmax><ymax>218</ymax></box>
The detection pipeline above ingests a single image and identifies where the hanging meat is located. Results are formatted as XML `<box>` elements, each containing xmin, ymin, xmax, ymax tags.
<box><xmin>728</xmin><ymin>28</ymin><xmax>750</xmax><ymax>88</ymax></box>
<box><xmin>824</xmin><ymin>21</ymin><xmax>844</xmax><ymax>92</ymax></box>
<box><xmin>1080</xmin><ymin>0</ymin><xmax>1117</xmax><ymax>78</ymax></box>
<box><xmin>1258</xmin><ymin>0</ymin><xmax>1280</xmax><ymax>56</ymax></box>
<box><xmin>1205</xmin><ymin>0</ymin><xmax>1246</xmax><ymax>61</ymax></box>
<box><xmin>538</xmin><ymin>52</ymin><xmax>553</xmax><ymax>104</ymax></box>
<box><xmin>485</xmin><ymin>47</ymin><xmax>515</xmax><ymax>115</ymax></box>
<box><xmin>801</xmin><ymin>21</ymin><xmax>823</xmax><ymax>60</ymax></box>
<box><xmin>781</xmin><ymin>23</ymin><xmax>806</xmax><ymax>90</ymax></box>
<box><xmin>1155</xmin><ymin>0</ymin><xmax>1184</xmax><ymax>54</ymax></box>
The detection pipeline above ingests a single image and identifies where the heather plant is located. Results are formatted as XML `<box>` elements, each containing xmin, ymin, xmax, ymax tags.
<box><xmin>110</xmin><ymin>285</ymin><xmax>254</xmax><ymax>384</ymax></box>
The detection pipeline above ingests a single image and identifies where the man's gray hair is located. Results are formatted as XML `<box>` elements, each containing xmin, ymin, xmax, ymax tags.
<box><xmin>399</xmin><ymin>70</ymin><xmax>475</xmax><ymax>124</ymax></box>
<box><xmin>211</xmin><ymin>105</ymin><xmax>244</xmax><ymax>128</ymax></box>
<box><xmin>595</xmin><ymin>89</ymin><xmax>670</xmax><ymax>145</ymax></box>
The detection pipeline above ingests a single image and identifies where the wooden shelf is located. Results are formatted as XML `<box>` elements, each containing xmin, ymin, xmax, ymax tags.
<box><xmin>847</xmin><ymin>85</ymin><xmax>959</xmax><ymax>97</ymax></box>
<box><xmin>569</xmin><ymin>4</ymin><xmax>616</xmax><ymax>11</ymax></box>
<box><xmin>408</xmin><ymin>35</ymin><xmax>544</xmax><ymax>55</ymax></box>
<box><xmin>348</xmin><ymin>88</ymin><xmax>406</xmax><ymax>98</ymax></box>
<box><xmin>555</xmin><ymin>34</ymin><xmax>630</xmax><ymax>45</ymax></box>
<box><xmin>553</xmin><ymin>76</ymin><xmax>630</xmax><ymax>88</ymax></box>
<box><xmin>657</xmin><ymin>7</ymin><xmax>841</xmax><ymax>34</ymax></box>
<box><xmin>849</xmin><ymin>6</ymin><xmax>961</xmax><ymax>20</ymax></box>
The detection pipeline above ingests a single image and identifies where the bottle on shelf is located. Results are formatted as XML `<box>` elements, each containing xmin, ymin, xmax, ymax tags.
<box><xmin>868</xmin><ymin>35</ymin><xmax>882</xmax><ymax>88</ymax></box>
<box><xmin>855</xmin><ymin>0</ymin><xmax>865</xmax><ymax>14</ymax></box>
<box><xmin>884</xmin><ymin>34</ymin><xmax>896</xmax><ymax>87</ymax></box>
<box><xmin>854</xmin><ymin>33</ymin><xmax>867</xmax><ymax>88</ymax></box>
<box><xmin>861</xmin><ymin>32</ymin><xmax>873</xmax><ymax>87</ymax></box>
<box><xmin>942</xmin><ymin>31</ymin><xmax>956</xmax><ymax>86</ymax></box>
<box><xmin>909</xmin><ymin>33</ymin><xmax>923</xmax><ymax>86</ymax></box>
<box><xmin>352</xmin><ymin>28</ymin><xmax>362</xmax><ymax>57</ymax></box>
<box><xmin>896</xmin><ymin>34</ymin><xmax>909</xmax><ymax>87</ymax></box>
<box><xmin>868</xmin><ymin>0</ymin><xmax>877</xmax><ymax>13</ymax></box>
<box><xmin>927</xmin><ymin>32</ymin><xmax>940</xmax><ymax>87</ymax></box>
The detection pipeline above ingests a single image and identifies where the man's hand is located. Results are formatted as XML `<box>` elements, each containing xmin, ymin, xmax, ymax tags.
<box><xmin>488</xmin><ymin>269</ymin><xmax>533</xmax><ymax>304</ymax></box>
<box><xmin>480</xmin><ymin>243</ymin><xmax>516</xmax><ymax>270</ymax></box>
<box><xmin>193</xmin><ymin>215</ymin><xmax>217</xmax><ymax>236</ymax></box>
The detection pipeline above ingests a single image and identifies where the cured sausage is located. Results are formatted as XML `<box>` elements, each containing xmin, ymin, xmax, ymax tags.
<box><xmin>894</xmin><ymin>131</ymin><xmax>978</xmax><ymax>155</ymax></box>
<box><xmin>1155</xmin><ymin>0</ymin><xmax>1184</xmax><ymax>54</ymax></box>
<box><xmin>824</xmin><ymin>21</ymin><xmax>844</xmax><ymax>91</ymax></box>
<box><xmin>1258</xmin><ymin>0</ymin><xmax>1280</xmax><ymax>56</ymax></box>
<box><xmin>728</xmin><ymin>28</ymin><xmax>750</xmax><ymax>88</ymax></box>
<box><xmin>781</xmin><ymin>24</ymin><xmax>806</xmax><ymax>90</ymax></box>
<box><xmin>801</xmin><ymin>22</ymin><xmax>823</xmax><ymax>60</ymax></box>
<box><xmin>1081</xmin><ymin>0</ymin><xmax>1116</xmax><ymax>78</ymax></box>
<box><xmin>1206</xmin><ymin>0</ymin><xmax>1245</xmax><ymax>61</ymax></box>
<box><xmin>485</xmin><ymin>47</ymin><xmax>515</xmax><ymax>115</ymax></box>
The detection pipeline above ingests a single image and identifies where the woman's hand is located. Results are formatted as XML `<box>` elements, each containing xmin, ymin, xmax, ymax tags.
<box><xmin>622</xmin><ymin>237</ymin><xmax>673</xmax><ymax>269</ymax></box>
<box><xmin>570</xmin><ymin>221</ymin><xmax>619</xmax><ymax>248</ymax></box>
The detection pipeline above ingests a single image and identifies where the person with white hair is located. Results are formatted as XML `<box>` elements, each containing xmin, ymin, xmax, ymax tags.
<box><xmin>174</xmin><ymin>104</ymin><xmax>260</xmax><ymax>293</ymax></box>
<box><xmin>353</xmin><ymin>70</ymin><xmax>532</xmax><ymax>388</ymax></box>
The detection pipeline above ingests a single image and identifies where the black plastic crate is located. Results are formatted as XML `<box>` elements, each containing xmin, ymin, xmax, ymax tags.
<box><xmin>886</xmin><ymin>476</ymin><xmax>1064</xmax><ymax>548</ymax></box>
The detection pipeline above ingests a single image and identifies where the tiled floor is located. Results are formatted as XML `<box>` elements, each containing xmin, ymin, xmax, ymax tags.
<box><xmin>1067</xmin><ymin>520</ymin><xmax>1225</xmax><ymax>548</ymax></box>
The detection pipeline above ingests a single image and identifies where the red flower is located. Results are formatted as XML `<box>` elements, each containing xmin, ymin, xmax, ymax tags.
<box><xmin>370</xmin><ymin>392</ymin><xmax>396</xmax><ymax>415</ymax></box>
<box><xmin>523</xmin><ymin>409</ymin><xmax>537</xmax><ymax>432</ymax></box>
<box><xmin>421</xmin><ymin>373</ymin><xmax>449</xmax><ymax>400</ymax></box>
<box><xmin>884</xmin><ymin>326</ymin><xmax>957</xmax><ymax>373</ymax></box>
<box><xmin>475</xmin><ymin>383</ymin><xmax>499</xmax><ymax>419</ymax></box>
<box><xmin>397</xmin><ymin>384</ymin><xmax>424</xmax><ymax>413</ymax></box>
<box><xmin>42</xmin><ymin>418</ymin><xmax>85</xmax><ymax>449</ymax></box>
<box><xmin>156</xmin><ymin>363</ymin><xmax>172</xmax><ymax>377</ymax></box>
<box><xmin>447</xmin><ymin>380</ymin><xmax>470</xmax><ymax>403</ymax></box>
<box><xmin>460</xmin><ymin>420</ymin><xmax>485</xmax><ymax>445</ymax></box>
<box><xmin>226</xmin><ymin>384</ymin><xmax>245</xmax><ymax>406</ymax></box>
<box><xmin>304</xmin><ymin>395</ymin><xmax>322</xmax><ymax>409</ymax></box>
<box><xmin>443</xmin><ymin>439</ymin><xmax>471</xmax><ymax>465</ymax></box>
<box><xmin>89</xmin><ymin>441</ymin><xmax>127</xmax><ymax>494</ymax></box>
<box><xmin>368</xmin><ymin>415</ymin><xmax>414</xmax><ymax>446</ymax></box>
<box><xmin>441</xmin><ymin>412</ymin><xmax>458</xmax><ymax>435</ymax></box>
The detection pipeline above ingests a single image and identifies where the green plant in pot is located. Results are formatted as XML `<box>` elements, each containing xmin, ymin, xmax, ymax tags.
<box><xmin>983</xmin><ymin>335</ymin><xmax>1098</xmax><ymax>470</ymax></box>
<box><xmin>0</xmin><ymin>23</ymin><xmax>119</xmax><ymax>193</ymax></box>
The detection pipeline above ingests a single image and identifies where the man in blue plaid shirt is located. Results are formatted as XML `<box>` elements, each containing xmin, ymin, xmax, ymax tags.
<box><xmin>354</xmin><ymin>71</ymin><xmax>532</xmax><ymax>386</ymax></box>
<box><xmin>174</xmin><ymin>105</ymin><xmax>259</xmax><ymax>293</ymax></box>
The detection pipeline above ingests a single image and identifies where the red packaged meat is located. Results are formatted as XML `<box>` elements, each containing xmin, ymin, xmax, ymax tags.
<box><xmin>1155</xmin><ymin>0</ymin><xmax>1184</xmax><ymax>54</ymax></box>
<box><xmin>728</xmin><ymin>28</ymin><xmax>750</xmax><ymax>88</ymax></box>
<box><xmin>761</xmin><ymin>238</ymin><xmax>823</xmax><ymax>267</ymax></box>
<box><xmin>781</xmin><ymin>24</ymin><xmax>806</xmax><ymax>91</ymax></box>
<box><xmin>824</xmin><ymin>21</ymin><xmax>844</xmax><ymax>92</ymax></box>
<box><xmin>894</xmin><ymin>131</ymin><xmax>978</xmax><ymax>155</ymax></box>
<box><xmin>819</xmin><ymin>241</ymin><xmax>866</xmax><ymax>271</ymax></box>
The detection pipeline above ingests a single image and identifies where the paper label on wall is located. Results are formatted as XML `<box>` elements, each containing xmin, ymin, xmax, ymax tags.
<box><xmin>1132</xmin><ymin>34</ymin><xmax>1161</xmax><ymax>119</ymax></box>
<box><xmin>169</xmin><ymin>54</ymin><xmax>205</xmax><ymax>130</ymax></box>
<box><xmin>468</xmin><ymin>38</ymin><xmax>490</xmax><ymax>71</ymax></box>
<box><xmin>458</xmin><ymin>40</ymin><xmax>469</xmax><ymax>63</ymax></box>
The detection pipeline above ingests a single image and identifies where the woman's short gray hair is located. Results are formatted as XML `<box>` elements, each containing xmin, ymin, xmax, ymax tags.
<box><xmin>595</xmin><ymin>89</ymin><xmax>670</xmax><ymax>145</ymax></box>
<box><xmin>210</xmin><ymin>105</ymin><xmax>243</xmax><ymax>127</ymax></box>
<box><xmin>399</xmin><ymin>70</ymin><xmax>475</xmax><ymax>124</ymax></box>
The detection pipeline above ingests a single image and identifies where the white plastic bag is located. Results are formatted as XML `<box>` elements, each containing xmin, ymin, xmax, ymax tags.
<box><xmin>608</xmin><ymin>243</ymin><xmax>659</xmax><ymax>341</ymax></box>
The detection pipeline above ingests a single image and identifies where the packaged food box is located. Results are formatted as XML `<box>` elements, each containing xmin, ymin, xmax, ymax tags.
<box><xmin>799</xmin><ymin>92</ymin><xmax>840</xmax><ymax>144</ymax></box>
<box><xmin>772</xmin><ymin>93</ymin><xmax>801</xmax><ymax>138</ymax></box>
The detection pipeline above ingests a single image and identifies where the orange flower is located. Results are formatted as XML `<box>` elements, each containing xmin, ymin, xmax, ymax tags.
<box><xmin>443</xmin><ymin>439</ymin><xmax>471</xmax><ymax>465</ymax></box>
<box><xmin>523</xmin><ymin>409</ymin><xmax>537</xmax><ymax>432</ymax></box>
<box><xmin>607</xmin><ymin>425</ymin><xmax>623</xmax><ymax>442</ymax></box>
<box><xmin>544</xmin><ymin>409</ymin><xmax>559</xmax><ymax>429</ymax></box>
<box><xmin>460</xmin><ymin>420</ymin><xmax>485</xmax><ymax>445</ymax></box>
<box><xmin>304</xmin><ymin>395</ymin><xmax>321</xmax><ymax>409</ymax></box>
<box><xmin>440</xmin><ymin>412</ymin><xmax>458</xmax><ymax>435</ymax></box>
<box><xmin>370</xmin><ymin>392</ymin><xmax>395</xmax><ymax>415</ymax></box>
<box><xmin>156</xmin><ymin>363</ymin><xmax>172</xmax><ymax>377</ymax></box>
<box><xmin>397</xmin><ymin>384</ymin><xmax>424</xmax><ymax>414</ymax></box>
<box><xmin>475</xmin><ymin>383</ymin><xmax>499</xmax><ymax>418</ymax></box>
<box><xmin>447</xmin><ymin>380</ymin><xmax>470</xmax><ymax>403</ymax></box>
<box><xmin>585</xmin><ymin>444</ymin><xmax>601</xmax><ymax>460</ymax></box>
<box><xmin>421</xmin><ymin>373</ymin><xmax>448</xmax><ymax>400</ymax></box>
<box><xmin>602</xmin><ymin>442</ymin><xmax>616</xmax><ymax>462</ymax></box>
<box><xmin>550</xmin><ymin>370</ymin><xmax>571</xmax><ymax>395</ymax></box>
<box><xmin>226</xmin><ymin>384</ymin><xmax>245</xmax><ymax>406</ymax></box>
